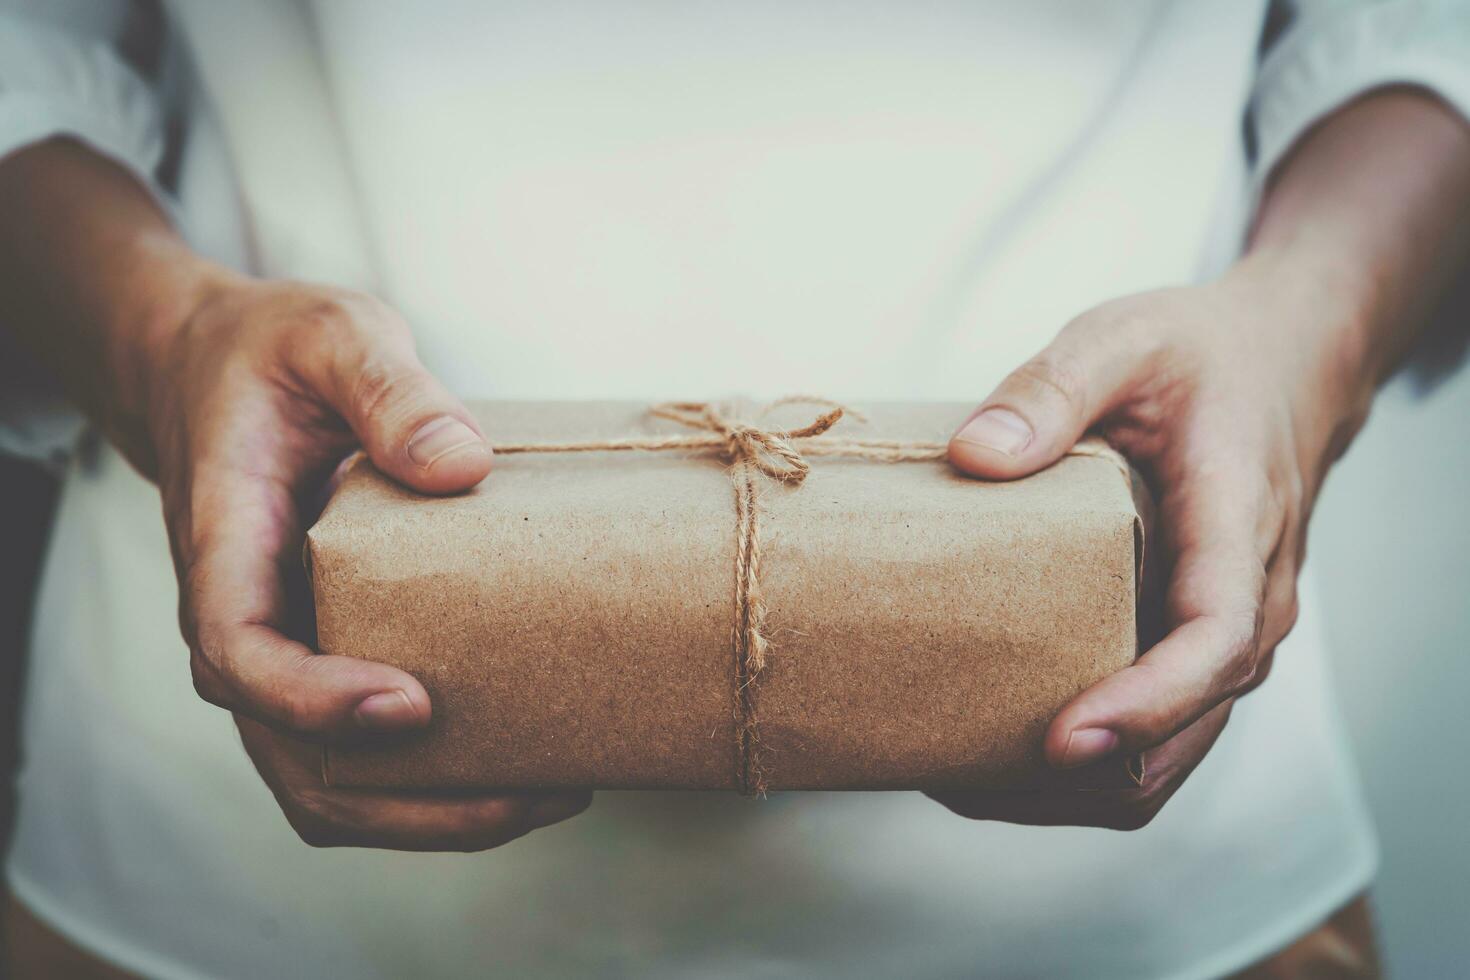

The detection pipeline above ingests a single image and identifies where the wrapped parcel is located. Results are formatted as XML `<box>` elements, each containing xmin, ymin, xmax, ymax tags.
<box><xmin>308</xmin><ymin>401</ymin><xmax>1142</xmax><ymax>792</ymax></box>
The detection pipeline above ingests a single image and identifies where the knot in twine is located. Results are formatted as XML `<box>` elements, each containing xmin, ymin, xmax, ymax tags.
<box><xmin>493</xmin><ymin>397</ymin><xmax>1122</xmax><ymax>795</ymax></box>
<box><xmin>648</xmin><ymin>397</ymin><xmax>878</xmax><ymax>483</ymax></box>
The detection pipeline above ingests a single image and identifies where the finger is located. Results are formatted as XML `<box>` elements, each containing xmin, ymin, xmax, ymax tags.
<box><xmin>948</xmin><ymin>316</ymin><xmax>1144</xmax><ymax>480</ymax></box>
<box><xmin>1043</xmin><ymin>467</ymin><xmax>1267</xmax><ymax>767</ymax></box>
<box><xmin>184</xmin><ymin>435</ymin><xmax>432</xmax><ymax>737</ymax></box>
<box><xmin>295</xmin><ymin>298</ymin><xmax>491</xmax><ymax>495</ymax></box>
<box><xmin>1234</xmin><ymin>565</ymin><xmax>1297</xmax><ymax>699</ymax></box>
<box><xmin>1260</xmin><ymin>535</ymin><xmax>1302</xmax><ymax>655</ymax></box>
<box><xmin>243</xmin><ymin>720</ymin><xmax>592</xmax><ymax>851</ymax></box>
<box><xmin>192</xmin><ymin>619</ymin><xmax>431</xmax><ymax>738</ymax></box>
<box><xmin>292</xmin><ymin>790</ymin><xmax>592</xmax><ymax>852</ymax></box>
<box><xmin>930</xmin><ymin>701</ymin><xmax>1230</xmax><ymax>830</ymax></box>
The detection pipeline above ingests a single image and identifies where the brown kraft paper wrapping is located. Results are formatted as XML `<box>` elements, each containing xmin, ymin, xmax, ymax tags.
<box><xmin>308</xmin><ymin>400</ymin><xmax>1143</xmax><ymax>793</ymax></box>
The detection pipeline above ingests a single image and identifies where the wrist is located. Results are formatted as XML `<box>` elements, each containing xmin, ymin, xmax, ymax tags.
<box><xmin>100</xmin><ymin>234</ymin><xmax>239</xmax><ymax>469</ymax></box>
<box><xmin>1219</xmin><ymin>246</ymin><xmax>1386</xmax><ymax>475</ymax></box>
<box><xmin>1228</xmin><ymin>243</ymin><xmax>1385</xmax><ymax>395</ymax></box>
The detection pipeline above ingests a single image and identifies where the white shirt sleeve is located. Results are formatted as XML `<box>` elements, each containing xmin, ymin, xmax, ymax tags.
<box><xmin>0</xmin><ymin>5</ymin><xmax>169</xmax><ymax>467</ymax></box>
<box><xmin>1251</xmin><ymin>0</ymin><xmax>1470</xmax><ymax>187</ymax></box>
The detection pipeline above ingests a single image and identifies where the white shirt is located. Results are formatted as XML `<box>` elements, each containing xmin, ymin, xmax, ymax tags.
<box><xmin>3</xmin><ymin>2</ymin><xmax>1467</xmax><ymax>977</ymax></box>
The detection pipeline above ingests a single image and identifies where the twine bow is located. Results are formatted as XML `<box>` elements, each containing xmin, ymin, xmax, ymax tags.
<box><xmin>647</xmin><ymin>399</ymin><xmax>848</xmax><ymax>483</ymax></box>
<box><xmin>493</xmin><ymin>398</ymin><xmax>1122</xmax><ymax>795</ymax></box>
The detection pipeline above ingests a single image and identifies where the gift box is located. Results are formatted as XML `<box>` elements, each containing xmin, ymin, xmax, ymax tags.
<box><xmin>307</xmin><ymin>400</ymin><xmax>1143</xmax><ymax>793</ymax></box>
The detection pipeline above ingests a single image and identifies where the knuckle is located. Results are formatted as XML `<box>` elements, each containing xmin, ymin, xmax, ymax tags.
<box><xmin>296</xmin><ymin>288</ymin><xmax>405</xmax><ymax>341</ymax></box>
<box><xmin>1281</xmin><ymin>594</ymin><xmax>1301</xmax><ymax>636</ymax></box>
<box><xmin>360</xmin><ymin>294</ymin><xmax>408</xmax><ymax>335</ymax></box>
<box><xmin>1010</xmin><ymin>353</ymin><xmax>1088</xmax><ymax>412</ymax></box>
<box><xmin>1214</xmin><ymin>608</ymin><xmax>1264</xmax><ymax>696</ymax></box>
<box><xmin>188</xmin><ymin>649</ymin><xmax>231</xmax><ymax>708</ymax></box>
<box><xmin>1224</xmin><ymin>649</ymin><xmax>1262</xmax><ymax>698</ymax></box>
<box><xmin>291</xmin><ymin>819</ymin><xmax>335</xmax><ymax>849</ymax></box>
<box><xmin>181</xmin><ymin>556</ymin><xmax>211</xmax><ymax>611</ymax></box>
<box><xmin>1136</xmin><ymin>706</ymin><xmax>1182</xmax><ymax>746</ymax></box>
<box><xmin>471</xmin><ymin>797</ymin><xmax>520</xmax><ymax>824</ymax></box>
<box><xmin>276</xmin><ymin>687</ymin><xmax>316</xmax><ymax>734</ymax></box>
<box><xmin>1106</xmin><ymin>798</ymin><xmax>1163</xmax><ymax>832</ymax></box>
<box><xmin>1265</xmin><ymin>470</ymin><xmax>1294</xmax><ymax>520</ymax></box>
<box><xmin>288</xmin><ymin>814</ymin><xmax>339</xmax><ymax>849</ymax></box>
<box><xmin>1263</xmin><ymin>583</ymin><xmax>1301</xmax><ymax>651</ymax></box>
<box><xmin>295</xmin><ymin>288</ymin><xmax>412</xmax><ymax>375</ymax></box>
<box><xmin>1260</xmin><ymin>481</ymin><xmax>1300</xmax><ymax>557</ymax></box>
<box><xmin>273</xmin><ymin>654</ymin><xmax>328</xmax><ymax>733</ymax></box>
<box><xmin>1229</xmin><ymin>668</ymin><xmax>1260</xmax><ymax>699</ymax></box>
<box><xmin>351</xmin><ymin>359</ymin><xmax>422</xmax><ymax>429</ymax></box>
<box><xmin>1275</xmin><ymin>470</ymin><xmax>1304</xmax><ymax>519</ymax></box>
<box><xmin>297</xmin><ymin>831</ymin><xmax>336</xmax><ymax>849</ymax></box>
<box><xmin>1226</xmin><ymin>656</ymin><xmax>1265</xmax><ymax>698</ymax></box>
<box><xmin>1238</xmin><ymin>649</ymin><xmax>1276</xmax><ymax>696</ymax></box>
<box><xmin>283</xmin><ymin>791</ymin><xmax>345</xmax><ymax>848</ymax></box>
<box><xmin>1102</xmin><ymin>810</ymin><xmax>1149</xmax><ymax>832</ymax></box>
<box><xmin>188</xmin><ymin>611</ymin><xmax>240</xmax><ymax>697</ymax></box>
<box><xmin>1105</xmin><ymin>780</ymin><xmax>1171</xmax><ymax>831</ymax></box>
<box><xmin>444</xmin><ymin>801</ymin><xmax>533</xmax><ymax>852</ymax></box>
<box><xmin>1239</xmin><ymin>468</ymin><xmax>1278</xmax><ymax>526</ymax></box>
<box><xmin>1067</xmin><ymin>298</ymin><xmax>1149</xmax><ymax>341</ymax></box>
<box><xmin>176</xmin><ymin>593</ymin><xmax>199</xmax><ymax>650</ymax></box>
<box><xmin>1069</xmin><ymin>300</ymin><xmax>1177</xmax><ymax>373</ymax></box>
<box><xmin>295</xmin><ymin>295</ymin><xmax>359</xmax><ymax>348</ymax></box>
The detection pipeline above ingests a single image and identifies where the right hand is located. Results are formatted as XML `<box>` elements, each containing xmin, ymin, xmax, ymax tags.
<box><xmin>139</xmin><ymin>268</ymin><xmax>591</xmax><ymax>849</ymax></box>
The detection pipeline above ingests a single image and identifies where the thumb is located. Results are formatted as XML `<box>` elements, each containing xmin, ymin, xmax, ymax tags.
<box><xmin>315</xmin><ymin>324</ymin><xmax>492</xmax><ymax>495</ymax></box>
<box><xmin>948</xmin><ymin>326</ymin><xmax>1136</xmax><ymax>480</ymax></box>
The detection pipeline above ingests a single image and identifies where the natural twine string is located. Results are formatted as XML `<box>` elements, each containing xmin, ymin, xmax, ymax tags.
<box><xmin>493</xmin><ymin>398</ymin><xmax>1125</xmax><ymax>795</ymax></box>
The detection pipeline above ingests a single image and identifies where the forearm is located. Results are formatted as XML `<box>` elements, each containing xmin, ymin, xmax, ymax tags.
<box><xmin>0</xmin><ymin>139</ymin><xmax>226</xmax><ymax>472</ymax></box>
<box><xmin>1243</xmin><ymin>89</ymin><xmax>1470</xmax><ymax>396</ymax></box>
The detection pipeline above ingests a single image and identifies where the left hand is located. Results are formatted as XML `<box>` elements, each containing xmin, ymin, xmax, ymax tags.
<box><xmin>930</xmin><ymin>90</ymin><xmax>1470</xmax><ymax>829</ymax></box>
<box><xmin>930</xmin><ymin>256</ymin><xmax>1372</xmax><ymax>829</ymax></box>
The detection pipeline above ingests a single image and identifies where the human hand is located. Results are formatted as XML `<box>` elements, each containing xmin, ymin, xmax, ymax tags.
<box><xmin>931</xmin><ymin>258</ymin><xmax>1373</xmax><ymax>829</ymax></box>
<box><xmin>928</xmin><ymin>91</ymin><xmax>1470</xmax><ymax>829</ymax></box>
<box><xmin>141</xmin><ymin>271</ymin><xmax>590</xmax><ymax>849</ymax></box>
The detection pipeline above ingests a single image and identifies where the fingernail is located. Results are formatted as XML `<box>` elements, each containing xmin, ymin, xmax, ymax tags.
<box><xmin>407</xmin><ymin>416</ymin><xmax>483</xmax><ymax>468</ymax></box>
<box><xmin>353</xmin><ymin>690</ymin><xmax>421</xmax><ymax>730</ymax></box>
<box><xmin>1059</xmin><ymin>728</ymin><xmax>1118</xmax><ymax>768</ymax></box>
<box><xmin>954</xmin><ymin>408</ymin><xmax>1032</xmax><ymax>456</ymax></box>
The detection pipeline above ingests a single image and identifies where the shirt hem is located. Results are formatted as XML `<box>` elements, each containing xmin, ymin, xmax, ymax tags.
<box><xmin>7</xmin><ymin>838</ymin><xmax>1379</xmax><ymax>980</ymax></box>
<box><xmin>6</xmin><ymin>867</ymin><xmax>204</xmax><ymax>980</ymax></box>
<box><xmin>1160</xmin><ymin>841</ymin><xmax>1380</xmax><ymax>980</ymax></box>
